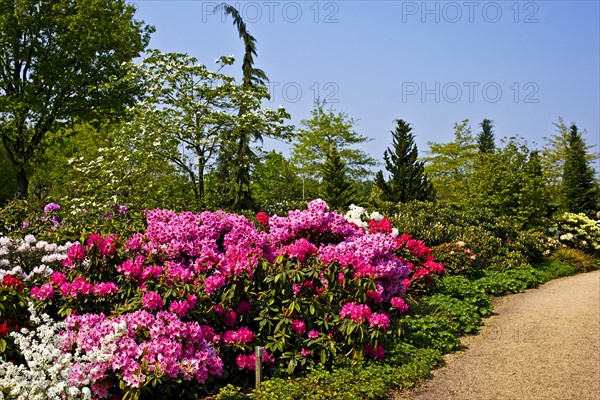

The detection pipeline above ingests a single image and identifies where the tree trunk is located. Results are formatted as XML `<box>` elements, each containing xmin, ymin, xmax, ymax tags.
<box><xmin>15</xmin><ymin>167</ymin><xmax>29</xmax><ymax>199</ymax></box>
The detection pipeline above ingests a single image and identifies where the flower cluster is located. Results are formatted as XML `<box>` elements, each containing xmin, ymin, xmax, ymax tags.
<box><xmin>0</xmin><ymin>234</ymin><xmax>71</xmax><ymax>282</ymax></box>
<box><xmin>432</xmin><ymin>241</ymin><xmax>478</xmax><ymax>276</ymax></box>
<box><xmin>551</xmin><ymin>212</ymin><xmax>600</xmax><ymax>255</ymax></box>
<box><xmin>61</xmin><ymin>311</ymin><xmax>223</xmax><ymax>393</ymax></box>
<box><xmin>0</xmin><ymin>304</ymin><xmax>95</xmax><ymax>400</ymax></box>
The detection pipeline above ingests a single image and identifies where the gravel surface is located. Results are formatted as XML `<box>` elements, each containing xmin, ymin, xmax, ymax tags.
<box><xmin>393</xmin><ymin>270</ymin><xmax>600</xmax><ymax>400</ymax></box>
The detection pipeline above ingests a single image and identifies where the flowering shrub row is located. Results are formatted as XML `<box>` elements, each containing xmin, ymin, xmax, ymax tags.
<box><xmin>0</xmin><ymin>200</ymin><xmax>445</xmax><ymax>399</ymax></box>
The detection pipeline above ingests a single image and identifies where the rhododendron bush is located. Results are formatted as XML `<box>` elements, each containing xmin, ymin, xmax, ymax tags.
<box><xmin>0</xmin><ymin>200</ymin><xmax>444</xmax><ymax>398</ymax></box>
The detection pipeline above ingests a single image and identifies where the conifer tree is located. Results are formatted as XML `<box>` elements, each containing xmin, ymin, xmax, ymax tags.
<box><xmin>562</xmin><ymin>124</ymin><xmax>599</xmax><ymax>214</ymax></box>
<box><xmin>477</xmin><ymin>119</ymin><xmax>495</xmax><ymax>153</ymax></box>
<box><xmin>319</xmin><ymin>145</ymin><xmax>357</xmax><ymax>210</ymax></box>
<box><xmin>376</xmin><ymin>119</ymin><xmax>435</xmax><ymax>202</ymax></box>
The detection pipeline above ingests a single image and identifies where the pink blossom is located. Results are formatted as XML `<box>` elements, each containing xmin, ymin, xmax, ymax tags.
<box><xmin>62</xmin><ymin>243</ymin><xmax>86</xmax><ymax>267</ymax></box>
<box><xmin>368</xmin><ymin>313</ymin><xmax>390</xmax><ymax>330</ymax></box>
<box><xmin>142</xmin><ymin>291</ymin><xmax>163</xmax><ymax>310</ymax></box>
<box><xmin>31</xmin><ymin>283</ymin><xmax>54</xmax><ymax>300</ymax></box>
<box><xmin>308</xmin><ymin>329</ymin><xmax>319</xmax><ymax>339</ymax></box>
<box><xmin>340</xmin><ymin>302</ymin><xmax>372</xmax><ymax>323</ymax></box>
<box><xmin>291</xmin><ymin>319</ymin><xmax>306</xmax><ymax>335</ymax></box>
<box><xmin>390</xmin><ymin>296</ymin><xmax>409</xmax><ymax>313</ymax></box>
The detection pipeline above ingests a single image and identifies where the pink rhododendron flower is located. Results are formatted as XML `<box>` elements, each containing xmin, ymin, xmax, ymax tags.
<box><xmin>308</xmin><ymin>329</ymin><xmax>319</xmax><ymax>339</ymax></box>
<box><xmin>340</xmin><ymin>302</ymin><xmax>372</xmax><ymax>323</ymax></box>
<box><xmin>390</xmin><ymin>296</ymin><xmax>409</xmax><ymax>313</ymax></box>
<box><xmin>368</xmin><ymin>313</ymin><xmax>390</xmax><ymax>330</ymax></box>
<box><xmin>31</xmin><ymin>283</ymin><xmax>54</xmax><ymax>300</ymax></box>
<box><xmin>291</xmin><ymin>319</ymin><xmax>306</xmax><ymax>335</ymax></box>
<box><xmin>142</xmin><ymin>291</ymin><xmax>164</xmax><ymax>310</ymax></box>
<box><xmin>62</xmin><ymin>243</ymin><xmax>86</xmax><ymax>267</ymax></box>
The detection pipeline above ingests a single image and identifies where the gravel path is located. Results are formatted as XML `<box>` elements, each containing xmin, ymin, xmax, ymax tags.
<box><xmin>393</xmin><ymin>270</ymin><xmax>600</xmax><ymax>400</ymax></box>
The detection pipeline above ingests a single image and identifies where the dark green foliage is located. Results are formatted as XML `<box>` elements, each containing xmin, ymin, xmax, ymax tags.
<box><xmin>561</xmin><ymin>124</ymin><xmax>599</xmax><ymax>214</ymax></box>
<box><xmin>376</xmin><ymin>120</ymin><xmax>435</xmax><ymax>203</ymax></box>
<box><xmin>0</xmin><ymin>146</ymin><xmax>17</xmax><ymax>205</ymax></box>
<box><xmin>438</xmin><ymin>276</ymin><xmax>493</xmax><ymax>317</ymax></box>
<box><xmin>419</xmin><ymin>294</ymin><xmax>483</xmax><ymax>334</ymax></box>
<box><xmin>251</xmin><ymin>151</ymin><xmax>303</xmax><ymax>210</ymax></box>
<box><xmin>400</xmin><ymin>315</ymin><xmax>461</xmax><ymax>353</ymax></box>
<box><xmin>477</xmin><ymin>119</ymin><xmax>495</xmax><ymax>153</ymax></box>
<box><xmin>215</xmin><ymin>3</ymin><xmax>270</xmax><ymax>211</ymax></box>
<box><xmin>473</xmin><ymin>268</ymin><xmax>542</xmax><ymax>295</ymax></box>
<box><xmin>318</xmin><ymin>145</ymin><xmax>358</xmax><ymax>211</ymax></box>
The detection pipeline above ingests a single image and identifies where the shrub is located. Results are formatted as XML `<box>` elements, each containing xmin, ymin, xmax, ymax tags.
<box><xmin>3</xmin><ymin>200</ymin><xmax>445</xmax><ymax>396</ymax></box>
<box><xmin>419</xmin><ymin>294</ymin><xmax>483</xmax><ymax>334</ymax></box>
<box><xmin>437</xmin><ymin>275</ymin><xmax>493</xmax><ymax>317</ymax></box>
<box><xmin>400</xmin><ymin>315</ymin><xmax>461</xmax><ymax>353</ymax></box>
<box><xmin>432</xmin><ymin>241</ymin><xmax>478</xmax><ymax>276</ymax></box>
<box><xmin>550</xmin><ymin>247</ymin><xmax>599</xmax><ymax>272</ymax></box>
<box><xmin>551</xmin><ymin>212</ymin><xmax>600</xmax><ymax>255</ymax></box>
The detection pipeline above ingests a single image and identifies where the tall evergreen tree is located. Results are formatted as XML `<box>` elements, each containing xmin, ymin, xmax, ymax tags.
<box><xmin>477</xmin><ymin>119</ymin><xmax>495</xmax><ymax>153</ymax></box>
<box><xmin>376</xmin><ymin>119</ymin><xmax>435</xmax><ymax>202</ymax></box>
<box><xmin>216</xmin><ymin>3</ymin><xmax>270</xmax><ymax>211</ymax></box>
<box><xmin>562</xmin><ymin>123</ymin><xmax>599</xmax><ymax>214</ymax></box>
<box><xmin>319</xmin><ymin>145</ymin><xmax>357</xmax><ymax>210</ymax></box>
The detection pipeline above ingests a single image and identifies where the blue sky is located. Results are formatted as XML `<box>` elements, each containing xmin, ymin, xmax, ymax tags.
<box><xmin>130</xmin><ymin>0</ymin><xmax>599</xmax><ymax>170</ymax></box>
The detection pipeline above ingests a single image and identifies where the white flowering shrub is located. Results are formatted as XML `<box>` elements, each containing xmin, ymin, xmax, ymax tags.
<box><xmin>0</xmin><ymin>235</ymin><xmax>71</xmax><ymax>283</ymax></box>
<box><xmin>550</xmin><ymin>212</ymin><xmax>600</xmax><ymax>255</ymax></box>
<box><xmin>0</xmin><ymin>304</ymin><xmax>122</xmax><ymax>400</ymax></box>
<box><xmin>344</xmin><ymin>205</ymin><xmax>399</xmax><ymax>236</ymax></box>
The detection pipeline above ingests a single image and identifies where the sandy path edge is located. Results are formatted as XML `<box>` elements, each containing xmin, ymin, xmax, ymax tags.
<box><xmin>392</xmin><ymin>269</ymin><xmax>600</xmax><ymax>400</ymax></box>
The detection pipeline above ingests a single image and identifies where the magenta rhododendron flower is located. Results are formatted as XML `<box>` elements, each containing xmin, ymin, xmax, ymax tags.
<box><xmin>142</xmin><ymin>291</ymin><xmax>164</xmax><ymax>310</ymax></box>
<box><xmin>308</xmin><ymin>329</ymin><xmax>319</xmax><ymax>339</ymax></box>
<box><xmin>30</xmin><ymin>282</ymin><xmax>54</xmax><ymax>300</ymax></box>
<box><xmin>364</xmin><ymin>343</ymin><xmax>385</xmax><ymax>360</ymax></box>
<box><xmin>390</xmin><ymin>296</ymin><xmax>409</xmax><ymax>313</ymax></box>
<box><xmin>340</xmin><ymin>302</ymin><xmax>372</xmax><ymax>323</ymax></box>
<box><xmin>62</xmin><ymin>243</ymin><xmax>86</xmax><ymax>267</ymax></box>
<box><xmin>368</xmin><ymin>313</ymin><xmax>390</xmax><ymax>330</ymax></box>
<box><xmin>291</xmin><ymin>319</ymin><xmax>306</xmax><ymax>335</ymax></box>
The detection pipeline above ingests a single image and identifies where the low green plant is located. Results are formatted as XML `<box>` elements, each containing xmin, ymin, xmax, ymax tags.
<box><xmin>419</xmin><ymin>294</ymin><xmax>483</xmax><ymax>334</ymax></box>
<box><xmin>400</xmin><ymin>315</ymin><xmax>461</xmax><ymax>353</ymax></box>
<box><xmin>437</xmin><ymin>276</ymin><xmax>493</xmax><ymax>317</ymax></box>
<box><xmin>549</xmin><ymin>247</ymin><xmax>599</xmax><ymax>272</ymax></box>
<box><xmin>473</xmin><ymin>268</ymin><xmax>541</xmax><ymax>295</ymax></box>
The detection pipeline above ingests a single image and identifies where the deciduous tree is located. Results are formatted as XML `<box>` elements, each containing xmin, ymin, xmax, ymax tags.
<box><xmin>0</xmin><ymin>0</ymin><xmax>153</xmax><ymax>197</ymax></box>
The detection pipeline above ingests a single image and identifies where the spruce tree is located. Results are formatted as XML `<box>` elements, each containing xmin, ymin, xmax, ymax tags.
<box><xmin>319</xmin><ymin>145</ymin><xmax>357</xmax><ymax>210</ymax></box>
<box><xmin>477</xmin><ymin>119</ymin><xmax>495</xmax><ymax>153</ymax></box>
<box><xmin>376</xmin><ymin>119</ymin><xmax>435</xmax><ymax>203</ymax></box>
<box><xmin>562</xmin><ymin>124</ymin><xmax>599</xmax><ymax>214</ymax></box>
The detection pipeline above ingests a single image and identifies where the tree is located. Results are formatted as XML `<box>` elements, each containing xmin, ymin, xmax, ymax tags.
<box><xmin>215</xmin><ymin>3</ymin><xmax>271</xmax><ymax>211</ymax></box>
<box><xmin>319</xmin><ymin>145</ymin><xmax>358</xmax><ymax>210</ymax></box>
<box><xmin>460</xmin><ymin>137</ymin><xmax>550</xmax><ymax>226</ymax></box>
<box><xmin>477</xmin><ymin>119</ymin><xmax>495</xmax><ymax>153</ymax></box>
<box><xmin>0</xmin><ymin>0</ymin><xmax>153</xmax><ymax>197</ymax></box>
<box><xmin>376</xmin><ymin>119</ymin><xmax>435</xmax><ymax>203</ymax></box>
<box><xmin>291</xmin><ymin>101</ymin><xmax>376</xmax><ymax>198</ymax></box>
<box><xmin>541</xmin><ymin>117</ymin><xmax>598</xmax><ymax>204</ymax></box>
<box><xmin>0</xmin><ymin>146</ymin><xmax>16</xmax><ymax>205</ymax></box>
<box><xmin>423</xmin><ymin>120</ymin><xmax>477</xmax><ymax>202</ymax></box>
<box><xmin>251</xmin><ymin>150</ymin><xmax>303</xmax><ymax>210</ymax></box>
<box><xmin>129</xmin><ymin>51</ymin><xmax>291</xmax><ymax>208</ymax></box>
<box><xmin>562</xmin><ymin>124</ymin><xmax>599</xmax><ymax>214</ymax></box>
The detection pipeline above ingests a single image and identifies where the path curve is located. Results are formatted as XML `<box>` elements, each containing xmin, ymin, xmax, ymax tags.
<box><xmin>393</xmin><ymin>270</ymin><xmax>600</xmax><ymax>400</ymax></box>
